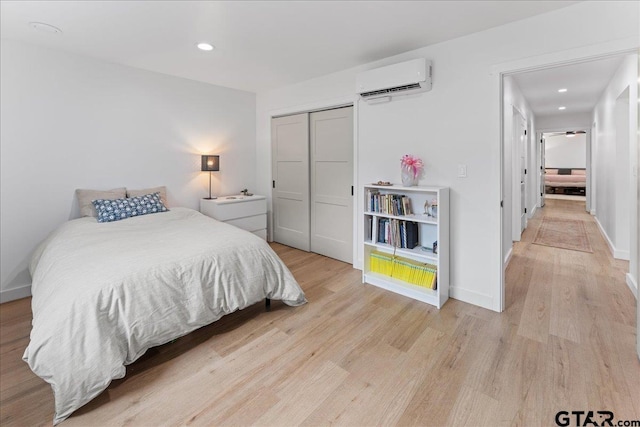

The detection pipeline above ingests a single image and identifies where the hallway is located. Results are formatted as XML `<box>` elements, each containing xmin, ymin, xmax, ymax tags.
<box><xmin>504</xmin><ymin>198</ymin><xmax>638</xmax><ymax>418</ymax></box>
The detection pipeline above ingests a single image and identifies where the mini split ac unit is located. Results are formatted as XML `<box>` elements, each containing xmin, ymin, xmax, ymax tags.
<box><xmin>356</xmin><ymin>58</ymin><xmax>432</xmax><ymax>102</ymax></box>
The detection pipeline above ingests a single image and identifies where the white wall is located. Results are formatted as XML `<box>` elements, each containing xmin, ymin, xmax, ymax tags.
<box><xmin>503</xmin><ymin>76</ymin><xmax>535</xmax><ymax>260</ymax></box>
<box><xmin>544</xmin><ymin>134</ymin><xmax>587</xmax><ymax>168</ymax></box>
<box><xmin>0</xmin><ymin>40</ymin><xmax>256</xmax><ymax>301</ymax></box>
<box><xmin>256</xmin><ymin>1</ymin><xmax>639</xmax><ymax>311</ymax></box>
<box><xmin>536</xmin><ymin>112</ymin><xmax>591</xmax><ymax>130</ymax></box>
<box><xmin>592</xmin><ymin>54</ymin><xmax>637</xmax><ymax>271</ymax></box>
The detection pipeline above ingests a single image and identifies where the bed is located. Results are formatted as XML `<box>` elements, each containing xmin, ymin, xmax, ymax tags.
<box><xmin>545</xmin><ymin>168</ymin><xmax>586</xmax><ymax>194</ymax></box>
<box><xmin>23</xmin><ymin>207</ymin><xmax>306</xmax><ymax>424</ymax></box>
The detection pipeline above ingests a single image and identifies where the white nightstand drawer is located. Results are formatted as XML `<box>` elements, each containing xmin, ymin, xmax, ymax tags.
<box><xmin>226</xmin><ymin>214</ymin><xmax>267</xmax><ymax>232</ymax></box>
<box><xmin>201</xmin><ymin>196</ymin><xmax>266</xmax><ymax>221</ymax></box>
<box><xmin>200</xmin><ymin>195</ymin><xmax>267</xmax><ymax>241</ymax></box>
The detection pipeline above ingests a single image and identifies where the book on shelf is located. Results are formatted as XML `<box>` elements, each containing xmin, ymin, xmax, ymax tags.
<box><xmin>366</xmin><ymin>189</ymin><xmax>413</xmax><ymax>216</ymax></box>
<box><xmin>402</xmin><ymin>197</ymin><xmax>412</xmax><ymax>215</ymax></box>
<box><xmin>375</xmin><ymin>218</ymin><xmax>419</xmax><ymax>249</ymax></box>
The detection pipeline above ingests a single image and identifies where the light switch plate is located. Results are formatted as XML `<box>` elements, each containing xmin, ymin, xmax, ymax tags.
<box><xmin>458</xmin><ymin>164</ymin><xmax>467</xmax><ymax>178</ymax></box>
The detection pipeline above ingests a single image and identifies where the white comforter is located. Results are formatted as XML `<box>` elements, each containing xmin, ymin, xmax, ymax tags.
<box><xmin>23</xmin><ymin>208</ymin><xmax>306</xmax><ymax>424</ymax></box>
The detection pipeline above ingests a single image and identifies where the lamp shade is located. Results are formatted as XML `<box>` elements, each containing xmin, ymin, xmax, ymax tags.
<box><xmin>201</xmin><ymin>155</ymin><xmax>220</xmax><ymax>172</ymax></box>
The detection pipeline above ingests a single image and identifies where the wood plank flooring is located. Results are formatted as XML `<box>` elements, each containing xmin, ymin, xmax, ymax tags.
<box><xmin>1</xmin><ymin>199</ymin><xmax>638</xmax><ymax>426</ymax></box>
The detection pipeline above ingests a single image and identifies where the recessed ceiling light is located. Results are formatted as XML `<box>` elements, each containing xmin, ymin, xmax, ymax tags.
<box><xmin>29</xmin><ymin>22</ymin><xmax>62</xmax><ymax>34</ymax></box>
<box><xmin>558</xmin><ymin>106</ymin><xmax>566</xmax><ymax>110</ymax></box>
<box><xmin>197</xmin><ymin>43</ymin><xmax>215</xmax><ymax>51</ymax></box>
<box><xmin>558</xmin><ymin>88</ymin><xmax>568</xmax><ymax>93</ymax></box>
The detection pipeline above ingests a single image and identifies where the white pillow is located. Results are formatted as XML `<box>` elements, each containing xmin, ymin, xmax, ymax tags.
<box><xmin>76</xmin><ymin>187</ymin><xmax>127</xmax><ymax>217</ymax></box>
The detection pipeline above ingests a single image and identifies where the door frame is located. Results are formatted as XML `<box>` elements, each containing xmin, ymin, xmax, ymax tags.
<box><xmin>493</xmin><ymin>37</ymin><xmax>637</xmax><ymax>312</ymax></box>
<box><xmin>268</xmin><ymin>98</ymin><xmax>358</xmax><ymax>267</ymax></box>
<box><xmin>538</xmin><ymin>127</ymin><xmax>592</xmax><ymax>213</ymax></box>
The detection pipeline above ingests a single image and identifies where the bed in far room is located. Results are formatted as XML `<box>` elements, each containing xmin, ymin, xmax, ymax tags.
<box><xmin>23</xmin><ymin>191</ymin><xmax>306</xmax><ymax>425</ymax></box>
<box><xmin>544</xmin><ymin>168</ymin><xmax>586</xmax><ymax>195</ymax></box>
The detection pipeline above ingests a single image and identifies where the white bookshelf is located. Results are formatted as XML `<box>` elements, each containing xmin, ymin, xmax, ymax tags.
<box><xmin>363</xmin><ymin>184</ymin><xmax>449</xmax><ymax>308</ymax></box>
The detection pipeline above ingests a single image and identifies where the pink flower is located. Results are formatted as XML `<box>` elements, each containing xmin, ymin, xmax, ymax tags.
<box><xmin>401</xmin><ymin>154</ymin><xmax>424</xmax><ymax>179</ymax></box>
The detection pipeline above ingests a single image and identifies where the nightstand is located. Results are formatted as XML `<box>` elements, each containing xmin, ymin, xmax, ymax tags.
<box><xmin>200</xmin><ymin>195</ymin><xmax>267</xmax><ymax>240</ymax></box>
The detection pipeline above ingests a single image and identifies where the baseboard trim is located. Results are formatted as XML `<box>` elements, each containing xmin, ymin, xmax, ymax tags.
<box><xmin>0</xmin><ymin>285</ymin><xmax>31</xmax><ymax>303</ymax></box>
<box><xmin>450</xmin><ymin>286</ymin><xmax>495</xmax><ymax>312</ymax></box>
<box><xmin>528</xmin><ymin>205</ymin><xmax>537</xmax><ymax>219</ymax></box>
<box><xmin>593</xmin><ymin>216</ymin><xmax>613</xmax><ymax>255</ymax></box>
<box><xmin>614</xmin><ymin>249</ymin><xmax>630</xmax><ymax>260</ymax></box>
<box><xmin>593</xmin><ymin>216</ymin><xmax>629</xmax><ymax>260</ymax></box>
<box><xmin>504</xmin><ymin>247</ymin><xmax>513</xmax><ymax>268</ymax></box>
<box><xmin>626</xmin><ymin>273</ymin><xmax>638</xmax><ymax>299</ymax></box>
<box><xmin>590</xmin><ymin>209</ymin><xmax>596</xmax><ymax>215</ymax></box>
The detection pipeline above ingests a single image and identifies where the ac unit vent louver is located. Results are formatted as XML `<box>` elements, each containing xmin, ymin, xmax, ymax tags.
<box><xmin>360</xmin><ymin>83</ymin><xmax>422</xmax><ymax>98</ymax></box>
<box><xmin>356</xmin><ymin>58</ymin><xmax>432</xmax><ymax>102</ymax></box>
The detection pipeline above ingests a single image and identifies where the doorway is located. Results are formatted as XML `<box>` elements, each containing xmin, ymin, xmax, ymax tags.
<box><xmin>271</xmin><ymin>106</ymin><xmax>354</xmax><ymax>264</ymax></box>
<box><xmin>498</xmin><ymin>50</ymin><xmax>637</xmax><ymax>312</ymax></box>
<box><xmin>541</xmin><ymin>130</ymin><xmax>588</xmax><ymax>204</ymax></box>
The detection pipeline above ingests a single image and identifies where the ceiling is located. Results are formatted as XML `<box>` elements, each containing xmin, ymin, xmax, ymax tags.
<box><xmin>511</xmin><ymin>55</ymin><xmax>625</xmax><ymax>117</ymax></box>
<box><xmin>0</xmin><ymin>1</ymin><xmax>579</xmax><ymax>92</ymax></box>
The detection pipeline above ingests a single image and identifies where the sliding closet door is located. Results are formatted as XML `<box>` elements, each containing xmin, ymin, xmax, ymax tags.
<box><xmin>310</xmin><ymin>107</ymin><xmax>353</xmax><ymax>263</ymax></box>
<box><xmin>271</xmin><ymin>113</ymin><xmax>310</xmax><ymax>251</ymax></box>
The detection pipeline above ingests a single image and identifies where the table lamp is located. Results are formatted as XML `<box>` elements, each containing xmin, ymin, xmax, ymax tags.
<box><xmin>201</xmin><ymin>155</ymin><xmax>219</xmax><ymax>199</ymax></box>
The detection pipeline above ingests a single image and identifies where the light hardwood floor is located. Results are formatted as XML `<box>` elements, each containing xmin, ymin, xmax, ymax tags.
<box><xmin>1</xmin><ymin>199</ymin><xmax>638</xmax><ymax>426</ymax></box>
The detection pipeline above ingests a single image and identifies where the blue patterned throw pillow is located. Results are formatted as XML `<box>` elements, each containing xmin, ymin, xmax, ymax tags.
<box><xmin>92</xmin><ymin>192</ymin><xmax>168</xmax><ymax>223</ymax></box>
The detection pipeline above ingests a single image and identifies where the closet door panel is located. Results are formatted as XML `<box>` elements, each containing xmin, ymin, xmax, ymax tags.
<box><xmin>271</xmin><ymin>113</ymin><xmax>310</xmax><ymax>251</ymax></box>
<box><xmin>310</xmin><ymin>107</ymin><xmax>353</xmax><ymax>263</ymax></box>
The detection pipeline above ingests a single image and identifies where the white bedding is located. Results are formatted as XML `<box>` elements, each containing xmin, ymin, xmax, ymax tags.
<box><xmin>23</xmin><ymin>208</ymin><xmax>306</xmax><ymax>424</ymax></box>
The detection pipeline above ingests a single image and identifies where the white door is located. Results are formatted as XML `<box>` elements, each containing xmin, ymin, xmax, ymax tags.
<box><xmin>540</xmin><ymin>135</ymin><xmax>546</xmax><ymax>208</ymax></box>
<box><xmin>520</xmin><ymin>124</ymin><xmax>527</xmax><ymax>232</ymax></box>
<box><xmin>309</xmin><ymin>107</ymin><xmax>354</xmax><ymax>263</ymax></box>
<box><xmin>272</xmin><ymin>113</ymin><xmax>310</xmax><ymax>251</ymax></box>
<box><xmin>512</xmin><ymin>108</ymin><xmax>527</xmax><ymax>240</ymax></box>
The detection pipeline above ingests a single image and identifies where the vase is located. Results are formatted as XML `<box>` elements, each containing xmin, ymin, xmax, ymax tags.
<box><xmin>401</xmin><ymin>167</ymin><xmax>418</xmax><ymax>187</ymax></box>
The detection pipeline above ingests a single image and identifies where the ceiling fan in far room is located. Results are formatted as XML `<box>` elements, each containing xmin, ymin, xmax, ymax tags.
<box><xmin>564</xmin><ymin>130</ymin><xmax>586</xmax><ymax>138</ymax></box>
<box><xmin>545</xmin><ymin>130</ymin><xmax>587</xmax><ymax>138</ymax></box>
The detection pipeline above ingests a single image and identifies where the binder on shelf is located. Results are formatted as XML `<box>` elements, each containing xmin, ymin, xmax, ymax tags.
<box><xmin>378</xmin><ymin>218</ymin><xmax>385</xmax><ymax>243</ymax></box>
<box><xmin>405</xmin><ymin>221</ymin><xmax>418</xmax><ymax>249</ymax></box>
<box><xmin>369</xmin><ymin>251</ymin><xmax>437</xmax><ymax>290</ymax></box>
